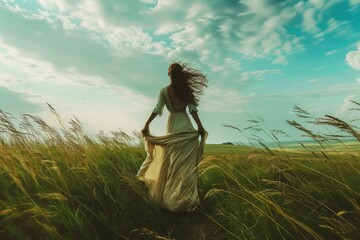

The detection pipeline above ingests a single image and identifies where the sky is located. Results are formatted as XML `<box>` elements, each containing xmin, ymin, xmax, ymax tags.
<box><xmin>0</xmin><ymin>0</ymin><xmax>359</xmax><ymax>144</ymax></box>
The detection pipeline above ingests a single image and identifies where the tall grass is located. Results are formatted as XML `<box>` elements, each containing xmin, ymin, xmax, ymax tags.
<box><xmin>215</xmin><ymin>101</ymin><xmax>360</xmax><ymax>239</ymax></box>
<box><xmin>0</xmin><ymin>101</ymin><xmax>359</xmax><ymax>239</ymax></box>
<box><xmin>0</xmin><ymin>109</ymin><xmax>167</xmax><ymax>239</ymax></box>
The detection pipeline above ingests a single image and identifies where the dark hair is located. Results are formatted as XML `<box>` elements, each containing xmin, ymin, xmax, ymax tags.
<box><xmin>169</xmin><ymin>62</ymin><xmax>208</xmax><ymax>106</ymax></box>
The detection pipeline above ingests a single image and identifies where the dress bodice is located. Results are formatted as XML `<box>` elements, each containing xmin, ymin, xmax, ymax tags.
<box><xmin>163</xmin><ymin>89</ymin><xmax>187</xmax><ymax>113</ymax></box>
<box><xmin>152</xmin><ymin>87</ymin><xmax>198</xmax><ymax>116</ymax></box>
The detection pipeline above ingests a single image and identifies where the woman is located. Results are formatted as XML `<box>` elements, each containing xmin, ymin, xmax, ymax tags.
<box><xmin>136</xmin><ymin>62</ymin><xmax>208</xmax><ymax>212</ymax></box>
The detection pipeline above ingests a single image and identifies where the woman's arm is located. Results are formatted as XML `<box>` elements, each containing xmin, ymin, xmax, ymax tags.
<box><xmin>142</xmin><ymin>112</ymin><xmax>157</xmax><ymax>135</ymax></box>
<box><xmin>190</xmin><ymin>111</ymin><xmax>205</xmax><ymax>135</ymax></box>
<box><xmin>143</xmin><ymin>88</ymin><xmax>165</xmax><ymax>135</ymax></box>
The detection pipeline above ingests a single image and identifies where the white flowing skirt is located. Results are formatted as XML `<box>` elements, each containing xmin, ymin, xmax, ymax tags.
<box><xmin>137</xmin><ymin>120</ymin><xmax>207</xmax><ymax>212</ymax></box>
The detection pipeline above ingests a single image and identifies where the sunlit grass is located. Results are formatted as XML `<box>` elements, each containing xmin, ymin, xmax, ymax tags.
<box><xmin>0</xmin><ymin>102</ymin><xmax>359</xmax><ymax>239</ymax></box>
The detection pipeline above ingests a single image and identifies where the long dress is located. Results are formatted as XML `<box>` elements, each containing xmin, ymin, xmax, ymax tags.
<box><xmin>136</xmin><ymin>86</ymin><xmax>207</xmax><ymax>212</ymax></box>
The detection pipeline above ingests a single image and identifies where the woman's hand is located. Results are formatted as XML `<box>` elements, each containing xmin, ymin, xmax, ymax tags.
<box><xmin>142</xmin><ymin>124</ymin><xmax>150</xmax><ymax>135</ymax></box>
<box><xmin>142</xmin><ymin>112</ymin><xmax>157</xmax><ymax>136</ymax></box>
<box><xmin>190</xmin><ymin>111</ymin><xmax>205</xmax><ymax>135</ymax></box>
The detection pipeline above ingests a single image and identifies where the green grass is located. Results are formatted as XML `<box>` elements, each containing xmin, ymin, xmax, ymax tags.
<box><xmin>0</xmin><ymin>104</ymin><xmax>359</xmax><ymax>239</ymax></box>
<box><xmin>204</xmin><ymin>144</ymin><xmax>255</xmax><ymax>155</ymax></box>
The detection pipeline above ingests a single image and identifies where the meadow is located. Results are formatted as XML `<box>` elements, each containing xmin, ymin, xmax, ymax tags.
<box><xmin>0</xmin><ymin>103</ymin><xmax>359</xmax><ymax>240</ymax></box>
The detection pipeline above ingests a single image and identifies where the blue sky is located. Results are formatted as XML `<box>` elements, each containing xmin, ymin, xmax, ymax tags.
<box><xmin>0</xmin><ymin>0</ymin><xmax>359</xmax><ymax>144</ymax></box>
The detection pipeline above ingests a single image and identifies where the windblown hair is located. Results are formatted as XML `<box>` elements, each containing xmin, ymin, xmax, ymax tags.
<box><xmin>169</xmin><ymin>62</ymin><xmax>208</xmax><ymax>106</ymax></box>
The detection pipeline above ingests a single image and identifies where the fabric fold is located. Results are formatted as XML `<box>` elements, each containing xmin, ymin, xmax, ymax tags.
<box><xmin>137</xmin><ymin>131</ymin><xmax>208</xmax><ymax>212</ymax></box>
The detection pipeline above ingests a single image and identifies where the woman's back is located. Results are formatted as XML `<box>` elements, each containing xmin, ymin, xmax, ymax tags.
<box><xmin>155</xmin><ymin>86</ymin><xmax>195</xmax><ymax>134</ymax></box>
<box><xmin>166</xmin><ymin>85</ymin><xmax>185</xmax><ymax>108</ymax></box>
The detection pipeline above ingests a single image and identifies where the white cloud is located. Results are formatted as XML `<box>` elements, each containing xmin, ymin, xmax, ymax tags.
<box><xmin>307</xmin><ymin>78</ymin><xmax>321</xmax><ymax>83</ymax></box>
<box><xmin>71</xmin><ymin>0</ymin><xmax>106</xmax><ymax>29</ymax></box>
<box><xmin>302</xmin><ymin>8</ymin><xmax>321</xmax><ymax>33</ymax></box>
<box><xmin>315</xmin><ymin>18</ymin><xmax>351</xmax><ymax>39</ymax></box>
<box><xmin>105</xmin><ymin>26</ymin><xmax>169</xmax><ymax>56</ymax></box>
<box><xmin>336</xmin><ymin>94</ymin><xmax>358</xmax><ymax>116</ymax></box>
<box><xmin>145</xmin><ymin>0</ymin><xmax>181</xmax><ymax>12</ymax></box>
<box><xmin>299</xmin><ymin>0</ymin><xmax>342</xmax><ymax>37</ymax></box>
<box><xmin>3</xmin><ymin>0</ymin><xmax>352</xmax><ymax>75</ymax></box>
<box><xmin>201</xmin><ymin>86</ymin><xmax>251</xmax><ymax>113</ymax></box>
<box><xmin>87</xmin><ymin>1</ymin><xmax>306</xmax><ymax>73</ymax></box>
<box><xmin>0</xmin><ymin>73</ymin><xmax>24</xmax><ymax>87</ymax></box>
<box><xmin>0</xmin><ymin>39</ymin><xmax>154</xmax><ymax>135</ymax></box>
<box><xmin>236</xmin><ymin>4</ymin><xmax>304</xmax><ymax>64</ymax></box>
<box><xmin>346</xmin><ymin>43</ymin><xmax>360</xmax><ymax>70</ymax></box>
<box><xmin>309</xmin><ymin>0</ymin><xmax>325</xmax><ymax>8</ymax></box>
<box><xmin>294</xmin><ymin>83</ymin><xmax>360</xmax><ymax>98</ymax></box>
<box><xmin>140</xmin><ymin>0</ymin><xmax>157</xmax><ymax>4</ymax></box>
<box><xmin>2</xmin><ymin>1</ymin><xmax>27</xmax><ymax>13</ymax></box>
<box><xmin>210</xmin><ymin>58</ymin><xmax>242</xmax><ymax>75</ymax></box>
<box><xmin>4</xmin><ymin>0</ymin><xmax>170</xmax><ymax>58</ymax></box>
<box><xmin>0</xmin><ymin>40</ymin><xmax>153</xmax><ymax>108</ymax></box>
<box><xmin>349</xmin><ymin>0</ymin><xmax>360</xmax><ymax>5</ymax></box>
<box><xmin>0</xmin><ymin>40</ymin><xmax>85</xmax><ymax>86</ymax></box>
<box><xmin>154</xmin><ymin>24</ymin><xmax>183</xmax><ymax>35</ymax></box>
<box><xmin>240</xmin><ymin>69</ymin><xmax>282</xmax><ymax>82</ymax></box>
<box><xmin>37</xmin><ymin>0</ymin><xmax>73</xmax><ymax>11</ymax></box>
<box><xmin>272</xmin><ymin>55</ymin><xmax>288</xmax><ymax>65</ymax></box>
<box><xmin>325</xmin><ymin>50</ymin><xmax>339</xmax><ymax>56</ymax></box>
<box><xmin>1</xmin><ymin>0</ymin><xmax>307</xmax><ymax>73</ymax></box>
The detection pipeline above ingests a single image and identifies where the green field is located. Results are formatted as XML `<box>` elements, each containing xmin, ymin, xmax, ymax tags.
<box><xmin>204</xmin><ymin>144</ymin><xmax>255</xmax><ymax>154</ymax></box>
<box><xmin>0</xmin><ymin>109</ymin><xmax>359</xmax><ymax>239</ymax></box>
